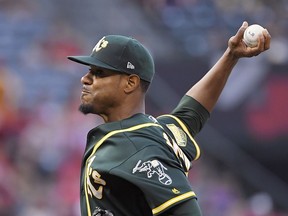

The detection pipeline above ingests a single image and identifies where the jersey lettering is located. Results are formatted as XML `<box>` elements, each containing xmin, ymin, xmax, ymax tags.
<box><xmin>163</xmin><ymin>132</ymin><xmax>191</xmax><ymax>172</ymax></box>
<box><xmin>86</xmin><ymin>156</ymin><xmax>106</xmax><ymax>199</ymax></box>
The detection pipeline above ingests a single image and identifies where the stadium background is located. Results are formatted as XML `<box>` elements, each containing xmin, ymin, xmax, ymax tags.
<box><xmin>0</xmin><ymin>0</ymin><xmax>288</xmax><ymax>215</ymax></box>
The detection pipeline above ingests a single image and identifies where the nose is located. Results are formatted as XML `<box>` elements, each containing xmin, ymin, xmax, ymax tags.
<box><xmin>81</xmin><ymin>72</ymin><xmax>92</xmax><ymax>85</ymax></box>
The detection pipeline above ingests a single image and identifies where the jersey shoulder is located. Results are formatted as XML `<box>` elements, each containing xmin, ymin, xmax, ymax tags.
<box><xmin>157</xmin><ymin>114</ymin><xmax>201</xmax><ymax>161</ymax></box>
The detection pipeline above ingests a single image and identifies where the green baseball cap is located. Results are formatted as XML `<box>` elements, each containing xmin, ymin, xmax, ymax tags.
<box><xmin>67</xmin><ymin>35</ymin><xmax>155</xmax><ymax>83</ymax></box>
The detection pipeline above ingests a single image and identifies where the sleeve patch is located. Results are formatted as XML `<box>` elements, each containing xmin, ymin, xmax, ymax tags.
<box><xmin>166</xmin><ymin>124</ymin><xmax>187</xmax><ymax>147</ymax></box>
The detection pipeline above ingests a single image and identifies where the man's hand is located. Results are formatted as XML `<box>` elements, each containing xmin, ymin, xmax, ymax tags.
<box><xmin>228</xmin><ymin>21</ymin><xmax>271</xmax><ymax>59</ymax></box>
<box><xmin>186</xmin><ymin>21</ymin><xmax>271</xmax><ymax>113</ymax></box>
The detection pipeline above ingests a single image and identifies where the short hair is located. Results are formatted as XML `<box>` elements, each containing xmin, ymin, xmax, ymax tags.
<box><xmin>140</xmin><ymin>79</ymin><xmax>150</xmax><ymax>93</ymax></box>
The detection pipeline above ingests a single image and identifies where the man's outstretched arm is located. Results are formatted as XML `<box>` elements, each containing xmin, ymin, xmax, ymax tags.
<box><xmin>186</xmin><ymin>21</ymin><xmax>271</xmax><ymax>113</ymax></box>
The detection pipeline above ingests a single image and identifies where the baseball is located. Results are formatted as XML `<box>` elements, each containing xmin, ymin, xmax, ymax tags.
<box><xmin>243</xmin><ymin>24</ymin><xmax>265</xmax><ymax>48</ymax></box>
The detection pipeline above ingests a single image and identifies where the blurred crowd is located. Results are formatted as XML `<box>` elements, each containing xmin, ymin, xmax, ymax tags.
<box><xmin>0</xmin><ymin>0</ymin><xmax>287</xmax><ymax>216</ymax></box>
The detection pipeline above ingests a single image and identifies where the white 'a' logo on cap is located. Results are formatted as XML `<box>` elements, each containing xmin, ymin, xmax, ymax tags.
<box><xmin>93</xmin><ymin>37</ymin><xmax>109</xmax><ymax>52</ymax></box>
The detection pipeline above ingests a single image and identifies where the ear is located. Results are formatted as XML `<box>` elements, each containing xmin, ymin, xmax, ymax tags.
<box><xmin>123</xmin><ymin>74</ymin><xmax>141</xmax><ymax>94</ymax></box>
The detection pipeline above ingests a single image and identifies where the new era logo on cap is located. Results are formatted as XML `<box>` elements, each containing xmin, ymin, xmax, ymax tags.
<box><xmin>127</xmin><ymin>62</ymin><xmax>135</xmax><ymax>70</ymax></box>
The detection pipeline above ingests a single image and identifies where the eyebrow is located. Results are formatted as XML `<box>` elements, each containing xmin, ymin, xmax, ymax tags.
<box><xmin>89</xmin><ymin>68</ymin><xmax>125</xmax><ymax>78</ymax></box>
<box><xmin>89</xmin><ymin>67</ymin><xmax>102</xmax><ymax>72</ymax></box>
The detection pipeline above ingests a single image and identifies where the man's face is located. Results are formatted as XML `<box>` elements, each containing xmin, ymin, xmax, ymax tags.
<box><xmin>79</xmin><ymin>66</ymin><xmax>127</xmax><ymax>115</ymax></box>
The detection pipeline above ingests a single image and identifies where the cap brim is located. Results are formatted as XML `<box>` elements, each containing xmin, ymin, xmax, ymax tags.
<box><xmin>67</xmin><ymin>55</ymin><xmax>119</xmax><ymax>72</ymax></box>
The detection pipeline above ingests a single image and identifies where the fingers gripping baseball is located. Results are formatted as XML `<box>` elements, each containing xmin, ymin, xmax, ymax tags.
<box><xmin>228</xmin><ymin>21</ymin><xmax>271</xmax><ymax>58</ymax></box>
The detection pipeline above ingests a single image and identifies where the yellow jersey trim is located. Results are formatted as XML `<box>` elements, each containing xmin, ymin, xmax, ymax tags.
<box><xmin>84</xmin><ymin>122</ymin><xmax>163</xmax><ymax>216</ymax></box>
<box><xmin>158</xmin><ymin>114</ymin><xmax>201</xmax><ymax>160</ymax></box>
<box><xmin>152</xmin><ymin>191</ymin><xmax>196</xmax><ymax>215</ymax></box>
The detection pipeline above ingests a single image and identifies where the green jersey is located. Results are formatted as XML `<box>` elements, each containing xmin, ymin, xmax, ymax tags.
<box><xmin>80</xmin><ymin>96</ymin><xmax>209</xmax><ymax>216</ymax></box>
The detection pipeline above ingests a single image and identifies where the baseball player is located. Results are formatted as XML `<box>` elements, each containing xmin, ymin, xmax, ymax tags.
<box><xmin>67</xmin><ymin>21</ymin><xmax>270</xmax><ymax>216</ymax></box>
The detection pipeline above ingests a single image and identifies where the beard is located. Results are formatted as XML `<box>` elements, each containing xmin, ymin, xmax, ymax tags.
<box><xmin>78</xmin><ymin>103</ymin><xmax>95</xmax><ymax>115</ymax></box>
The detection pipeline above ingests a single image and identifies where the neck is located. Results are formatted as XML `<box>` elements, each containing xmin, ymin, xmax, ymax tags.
<box><xmin>101</xmin><ymin>100</ymin><xmax>145</xmax><ymax>123</ymax></box>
